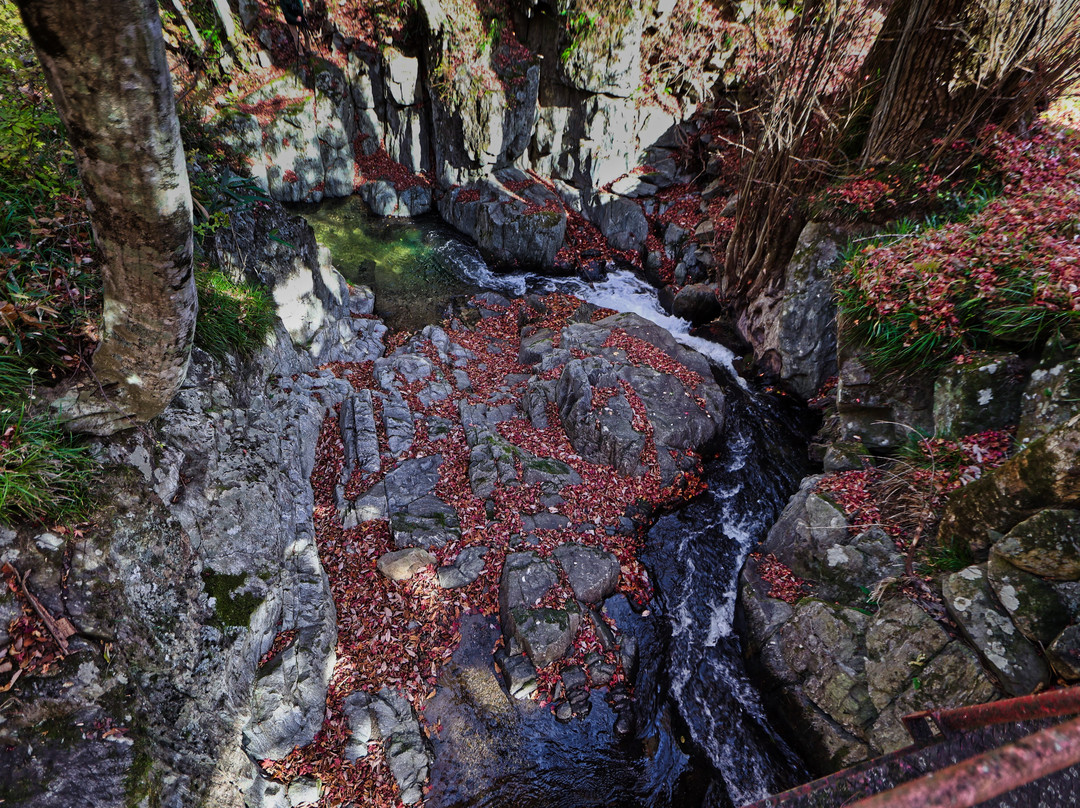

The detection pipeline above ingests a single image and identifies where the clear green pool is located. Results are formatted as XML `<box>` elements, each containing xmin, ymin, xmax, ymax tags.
<box><xmin>291</xmin><ymin>196</ymin><xmax>512</xmax><ymax>332</ymax></box>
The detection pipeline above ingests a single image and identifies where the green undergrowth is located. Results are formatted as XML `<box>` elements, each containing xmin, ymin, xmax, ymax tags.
<box><xmin>833</xmin><ymin>128</ymin><xmax>1080</xmax><ymax>372</ymax></box>
<box><xmin>194</xmin><ymin>262</ymin><xmax>276</xmax><ymax>361</ymax></box>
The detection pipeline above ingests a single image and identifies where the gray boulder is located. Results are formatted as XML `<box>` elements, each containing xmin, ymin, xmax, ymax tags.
<box><xmin>991</xmin><ymin>509</ymin><xmax>1080</xmax><ymax>580</ymax></box>
<box><xmin>671</xmin><ymin>284</ymin><xmax>723</xmax><ymax>325</ymax></box>
<box><xmin>509</xmin><ymin>605</ymin><xmax>582</xmax><ymax>668</ymax></box>
<box><xmin>775</xmin><ymin>223</ymin><xmax>844</xmax><ymax>400</ymax></box>
<box><xmin>943</xmin><ymin>565</ymin><xmax>1049</xmax><ymax>696</ymax></box>
<box><xmin>933</xmin><ymin>353</ymin><xmax>1025</xmax><ymax>437</ymax></box>
<box><xmin>1018</xmin><ymin>358</ymin><xmax>1080</xmax><ymax>446</ymax></box>
<box><xmin>553</xmin><ymin>544</ymin><xmax>621</xmax><ymax>603</ymax></box>
<box><xmin>987</xmin><ymin>554</ymin><xmax>1068</xmax><ymax>644</ymax></box>
<box><xmin>437</xmin><ymin>170</ymin><xmax>567</xmax><ymax>269</ymax></box>
<box><xmin>383</xmin><ymin>456</ymin><xmax>460</xmax><ymax>550</ymax></box>
<box><xmin>369</xmin><ymin>687</ymin><xmax>433</xmax><ymax>805</ymax></box>
<box><xmin>498</xmin><ymin>551</ymin><xmax>558</xmax><ymax>634</ymax></box>
<box><xmin>436</xmin><ymin>546</ymin><xmax>488</xmax><ymax>589</ymax></box>
<box><xmin>761</xmin><ymin>477</ymin><xmax>903</xmax><ymax>602</ymax></box>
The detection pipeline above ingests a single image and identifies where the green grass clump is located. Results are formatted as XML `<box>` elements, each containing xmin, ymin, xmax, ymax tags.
<box><xmin>0</xmin><ymin>405</ymin><xmax>97</xmax><ymax>525</ymax></box>
<box><xmin>194</xmin><ymin>264</ymin><xmax>275</xmax><ymax>361</ymax></box>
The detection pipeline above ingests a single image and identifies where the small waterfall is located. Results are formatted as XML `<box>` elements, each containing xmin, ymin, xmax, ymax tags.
<box><xmin>644</xmin><ymin>382</ymin><xmax>810</xmax><ymax>806</ymax></box>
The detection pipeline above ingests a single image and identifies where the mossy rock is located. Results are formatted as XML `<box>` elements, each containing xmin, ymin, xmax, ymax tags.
<box><xmin>202</xmin><ymin>569</ymin><xmax>262</xmax><ymax>628</ymax></box>
<box><xmin>987</xmin><ymin>554</ymin><xmax>1068</xmax><ymax>644</ymax></box>
<box><xmin>933</xmin><ymin>353</ymin><xmax>1025</xmax><ymax>438</ymax></box>
<box><xmin>937</xmin><ymin>419</ymin><xmax>1080</xmax><ymax>556</ymax></box>
<box><xmin>991</xmin><ymin>509</ymin><xmax>1080</xmax><ymax>581</ymax></box>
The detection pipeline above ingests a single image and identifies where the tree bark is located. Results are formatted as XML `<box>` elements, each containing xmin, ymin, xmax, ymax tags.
<box><xmin>859</xmin><ymin>0</ymin><xmax>969</xmax><ymax>164</ymax></box>
<box><xmin>16</xmin><ymin>0</ymin><xmax>197</xmax><ymax>435</ymax></box>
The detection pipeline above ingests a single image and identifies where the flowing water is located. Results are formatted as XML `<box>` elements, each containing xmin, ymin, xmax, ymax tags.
<box><xmin>296</xmin><ymin>200</ymin><xmax>808</xmax><ymax>807</ymax></box>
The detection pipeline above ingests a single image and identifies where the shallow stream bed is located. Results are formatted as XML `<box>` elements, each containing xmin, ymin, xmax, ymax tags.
<box><xmin>295</xmin><ymin>198</ymin><xmax>808</xmax><ymax>807</ymax></box>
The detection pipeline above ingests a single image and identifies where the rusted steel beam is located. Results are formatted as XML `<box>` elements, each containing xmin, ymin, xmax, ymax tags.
<box><xmin>903</xmin><ymin>686</ymin><xmax>1080</xmax><ymax>743</ymax></box>
<box><xmin>849</xmin><ymin>714</ymin><xmax>1080</xmax><ymax>808</ymax></box>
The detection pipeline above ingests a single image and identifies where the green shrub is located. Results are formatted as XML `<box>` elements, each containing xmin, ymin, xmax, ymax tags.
<box><xmin>195</xmin><ymin>264</ymin><xmax>275</xmax><ymax>360</ymax></box>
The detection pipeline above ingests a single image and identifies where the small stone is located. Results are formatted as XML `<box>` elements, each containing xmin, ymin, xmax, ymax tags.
<box><xmin>377</xmin><ymin>548</ymin><xmax>437</xmax><ymax>581</ymax></box>
<box><xmin>554</xmin><ymin>701</ymin><xmax>573</xmax><ymax>722</ymax></box>
<box><xmin>614</xmin><ymin>713</ymin><xmax>634</xmax><ymax>736</ymax></box>
<box><xmin>287</xmin><ymin>775</ymin><xmax>322</xmax><ymax>806</ymax></box>
<box><xmin>34</xmin><ymin>532</ymin><xmax>64</xmax><ymax>553</ymax></box>
<box><xmin>560</xmin><ymin>665</ymin><xmax>588</xmax><ymax>692</ymax></box>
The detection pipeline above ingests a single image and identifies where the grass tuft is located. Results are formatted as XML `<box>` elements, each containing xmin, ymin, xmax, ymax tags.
<box><xmin>194</xmin><ymin>263</ymin><xmax>276</xmax><ymax>361</ymax></box>
<box><xmin>0</xmin><ymin>405</ymin><xmax>97</xmax><ymax>525</ymax></box>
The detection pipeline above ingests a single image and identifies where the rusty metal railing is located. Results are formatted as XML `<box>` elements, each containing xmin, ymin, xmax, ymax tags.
<box><xmin>848</xmin><ymin>714</ymin><xmax>1080</xmax><ymax>808</ymax></box>
<box><xmin>742</xmin><ymin>685</ymin><xmax>1080</xmax><ymax>808</ymax></box>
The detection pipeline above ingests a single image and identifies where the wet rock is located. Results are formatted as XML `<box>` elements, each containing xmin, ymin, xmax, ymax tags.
<box><xmin>287</xmin><ymin>775</ymin><xmax>322</xmax><ymax>806</ymax></box>
<box><xmin>943</xmin><ymin>565</ymin><xmax>1049</xmax><ymax>695</ymax></box>
<box><xmin>987</xmin><ymin>555</ymin><xmax>1068</xmax><ymax>644</ymax></box>
<box><xmin>553</xmin><ymin>543</ymin><xmax>621</xmax><ymax>603</ymax></box>
<box><xmin>933</xmin><ymin>353</ymin><xmax>1025</xmax><ymax>437</ymax></box>
<box><xmin>672</xmin><ymin>283</ymin><xmax>723</xmax><ymax>325</ymax></box>
<box><xmin>370</xmin><ymin>687</ymin><xmax>433</xmax><ymax>805</ymax></box>
<box><xmin>343</xmin><ymin>692</ymin><xmax>373</xmax><ymax>760</ymax></box>
<box><xmin>937</xmin><ymin>419</ymin><xmax>1080</xmax><ymax>556</ymax></box>
<box><xmin>436</xmin><ymin>545</ymin><xmax>488</xmax><ymax>589</ymax></box>
<box><xmin>555</xmin><ymin>701</ymin><xmax>573</xmax><ymax>722</ymax></box>
<box><xmin>1018</xmin><ymin>358</ymin><xmax>1080</xmax><ymax>446</ymax></box>
<box><xmin>377</xmin><ymin>548</ymin><xmax>437</xmax><ymax>581</ymax></box>
<box><xmin>1048</xmin><ymin>625</ymin><xmax>1080</xmax><ymax>679</ymax></box>
<box><xmin>613</xmin><ymin>713</ymin><xmax>634</xmax><ymax>736</ymax></box>
<box><xmin>510</xmin><ymin>605</ymin><xmax>581</xmax><ymax>668</ymax></box>
<box><xmin>495</xmin><ymin>650</ymin><xmax>538</xmax><ymax>700</ymax></box>
<box><xmin>991</xmin><ymin>509</ymin><xmax>1080</xmax><ymax>580</ymax></box>
<box><xmin>588</xmin><ymin>661</ymin><xmax>617</xmax><ymax>688</ymax></box>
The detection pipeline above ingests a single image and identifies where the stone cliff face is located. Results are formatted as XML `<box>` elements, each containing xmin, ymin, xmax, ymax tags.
<box><xmin>220</xmin><ymin>0</ymin><xmax>696</xmax><ymax>270</ymax></box>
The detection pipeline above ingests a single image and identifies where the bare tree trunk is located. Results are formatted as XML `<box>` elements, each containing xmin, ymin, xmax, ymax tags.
<box><xmin>16</xmin><ymin>0</ymin><xmax>197</xmax><ymax>435</ymax></box>
<box><xmin>860</xmin><ymin>0</ymin><xmax>969</xmax><ymax>164</ymax></box>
